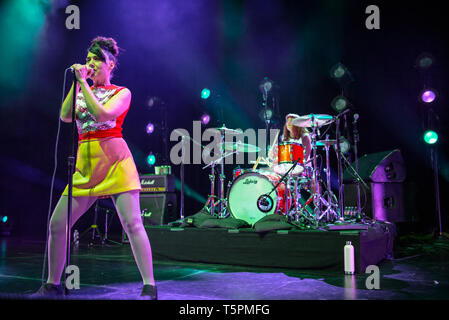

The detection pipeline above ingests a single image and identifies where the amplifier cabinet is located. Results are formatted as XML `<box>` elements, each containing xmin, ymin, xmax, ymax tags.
<box><xmin>139</xmin><ymin>193</ymin><xmax>178</xmax><ymax>226</ymax></box>
<box><xmin>139</xmin><ymin>174</ymin><xmax>175</xmax><ymax>193</ymax></box>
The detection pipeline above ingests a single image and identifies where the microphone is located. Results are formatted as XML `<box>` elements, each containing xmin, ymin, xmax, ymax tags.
<box><xmin>68</xmin><ymin>66</ymin><xmax>94</xmax><ymax>75</ymax></box>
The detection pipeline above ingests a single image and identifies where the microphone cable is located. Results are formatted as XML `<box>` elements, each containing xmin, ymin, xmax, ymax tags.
<box><xmin>40</xmin><ymin>68</ymin><xmax>73</xmax><ymax>286</ymax></box>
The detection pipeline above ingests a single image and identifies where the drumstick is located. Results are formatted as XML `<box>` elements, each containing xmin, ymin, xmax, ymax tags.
<box><xmin>252</xmin><ymin>156</ymin><xmax>261</xmax><ymax>171</ymax></box>
<box><xmin>268</xmin><ymin>130</ymin><xmax>280</xmax><ymax>157</ymax></box>
<box><xmin>262</xmin><ymin>157</ymin><xmax>273</xmax><ymax>169</ymax></box>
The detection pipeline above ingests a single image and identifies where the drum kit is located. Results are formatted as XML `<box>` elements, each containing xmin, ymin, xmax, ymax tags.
<box><xmin>200</xmin><ymin>114</ymin><xmax>348</xmax><ymax>228</ymax></box>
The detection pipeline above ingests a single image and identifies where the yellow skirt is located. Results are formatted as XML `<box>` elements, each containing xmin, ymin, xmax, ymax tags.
<box><xmin>62</xmin><ymin>137</ymin><xmax>141</xmax><ymax>197</ymax></box>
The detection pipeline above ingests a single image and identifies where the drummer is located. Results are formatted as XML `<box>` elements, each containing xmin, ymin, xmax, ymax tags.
<box><xmin>269</xmin><ymin>113</ymin><xmax>312</xmax><ymax>167</ymax></box>
<box><xmin>268</xmin><ymin>113</ymin><xmax>319</xmax><ymax>194</ymax></box>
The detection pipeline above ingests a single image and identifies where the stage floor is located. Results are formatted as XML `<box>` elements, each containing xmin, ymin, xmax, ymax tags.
<box><xmin>0</xmin><ymin>234</ymin><xmax>448</xmax><ymax>300</ymax></box>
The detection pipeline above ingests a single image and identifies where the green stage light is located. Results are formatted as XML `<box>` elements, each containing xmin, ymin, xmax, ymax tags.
<box><xmin>201</xmin><ymin>88</ymin><xmax>211</xmax><ymax>100</ymax></box>
<box><xmin>146</xmin><ymin>153</ymin><xmax>156</xmax><ymax>166</ymax></box>
<box><xmin>2</xmin><ymin>216</ymin><xmax>7</xmax><ymax>223</ymax></box>
<box><xmin>424</xmin><ymin>130</ymin><xmax>438</xmax><ymax>145</ymax></box>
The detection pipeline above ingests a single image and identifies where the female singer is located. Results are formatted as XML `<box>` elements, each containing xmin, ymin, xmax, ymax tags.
<box><xmin>35</xmin><ymin>37</ymin><xmax>157</xmax><ymax>299</ymax></box>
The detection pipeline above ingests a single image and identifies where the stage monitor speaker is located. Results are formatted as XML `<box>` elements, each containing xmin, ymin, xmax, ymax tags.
<box><xmin>343</xmin><ymin>149</ymin><xmax>406</xmax><ymax>183</ymax></box>
<box><xmin>343</xmin><ymin>149</ymin><xmax>406</xmax><ymax>222</ymax></box>
<box><xmin>344</xmin><ymin>182</ymin><xmax>405</xmax><ymax>222</ymax></box>
<box><xmin>139</xmin><ymin>193</ymin><xmax>178</xmax><ymax>226</ymax></box>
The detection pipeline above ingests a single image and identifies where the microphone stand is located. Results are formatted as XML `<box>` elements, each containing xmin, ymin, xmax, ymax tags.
<box><xmin>65</xmin><ymin>76</ymin><xmax>78</xmax><ymax>295</ymax></box>
<box><xmin>262</xmin><ymin>91</ymin><xmax>270</xmax><ymax>159</ymax></box>
<box><xmin>352</xmin><ymin>115</ymin><xmax>361</xmax><ymax>216</ymax></box>
<box><xmin>180</xmin><ymin>136</ymin><xmax>185</xmax><ymax>220</ymax></box>
<box><xmin>334</xmin><ymin>108</ymin><xmax>350</xmax><ymax>220</ymax></box>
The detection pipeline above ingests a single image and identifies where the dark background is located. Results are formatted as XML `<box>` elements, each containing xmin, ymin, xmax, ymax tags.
<box><xmin>0</xmin><ymin>0</ymin><xmax>447</xmax><ymax>240</ymax></box>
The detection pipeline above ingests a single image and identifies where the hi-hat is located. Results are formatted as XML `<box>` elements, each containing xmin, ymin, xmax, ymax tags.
<box><xmin>220</xmin><ymin>141</ymin><xmax>261</xmax><ymax>153</ymax></box>
<box><xmin>292</xmin><ymin>114</ymin><xmax>334</xmax><ymax>128</ymax></box>
<box><xmin>316</xmin><ymin>139</ymin><xmax>338</xmax><ymax>147</ymax></box>
<box><xmin>316</xmin><ymin>138</ymin><xmax>346</xmax><ymax>147</ymax></box>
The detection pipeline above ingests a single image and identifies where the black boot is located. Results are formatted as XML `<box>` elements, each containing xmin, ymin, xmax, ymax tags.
<box><xmin>140</xmin><ymin>284</ymin><xmax>158</xmax><ymax>300</ymax></box>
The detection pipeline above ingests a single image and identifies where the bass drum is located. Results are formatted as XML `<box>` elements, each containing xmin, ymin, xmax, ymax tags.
<box><xmin>227</xmin><ymin>171</ymin><xmax>291</xmax><ymax>226</ymax></box>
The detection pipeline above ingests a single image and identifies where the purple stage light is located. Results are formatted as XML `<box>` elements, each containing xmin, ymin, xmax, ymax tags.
<box><xmin>201</xmin><ymin>114</ymin><xmax>210</xmax><ymax>125</ymax></box>
<box><xmin>421</xmin><ymin>90</ymin><xmax>436</xmax><ymax>103</ymax></box>
<box><xmin>146</xmin><ymin>122</ymin><xmax>155</xmax><ymax>134</ymax></box>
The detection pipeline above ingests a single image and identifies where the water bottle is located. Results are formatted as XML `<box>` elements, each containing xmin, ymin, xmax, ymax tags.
<box><xmin>344</xmin><ymin>241</ymin><xmax>355</xmax><ymax>275</ymax></box>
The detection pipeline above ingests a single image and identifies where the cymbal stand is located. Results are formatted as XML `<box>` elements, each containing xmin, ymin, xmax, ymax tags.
<box><xmin>205</xmin><ymin>161</ymin><xmax>217</xmax><ymax>215</ymax></box>
<box><xmin>203</xmin><ymin>149</ymin><xmax>238</xmax><ymax>218</ymax></box>
<box><xmin>288</xmin><ymin>175</ymin><xmax>316</xmax><ymax>225</ymax></box>
<box><xmin>309</xmin><ymin>116</ymin><xmax>322</xmax><ymax>227</ymax></box>
<box><xmin>353</xmin><ymin>114</ymin><xmax>361</xmax><ymax>216</ymax></box>
<box><xmin>332</xmin><ymin>108</ymin><xmax>351</xmax><ymax>221</ymax></box>
<box><xmin>219</xmin><ymin>129</ymin><xmax>226</xmax><ymax>217</ymax></box>
<box><xmin>318</xmin><ymin>135</ymin><xmax>339</xmax><ymax>222</ymax></box>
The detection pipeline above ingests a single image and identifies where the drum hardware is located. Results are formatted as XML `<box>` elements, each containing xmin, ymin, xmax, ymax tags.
<box><xmin>333</xmin><ymin>108</ymin><xmax>351</xmax><ymax>220</ymax></box>
<box><xmin>283</xmin><ymin>114</ymin><xmax>337</xmax><ymax>226</ymax></box>
<box><xmin>319</xmin><ymin>134</ymin><xmax>339</xmax><ymax>222</ymax></box>
<box><xmin>309</xmin><ymin>114</ymin><xmax>326</xmax><ymax>226</ymax></box>
<box><xmin>352</xmin><ymin>113</ymin><xmax>362</xmax><ymax>216</ymax></box>
<box><xmin>202</xmin><ymin>149</ymin><xmax>238</xmax><ymax>218</ymax></box>
<box><xmin>202</xmin><ymin>125</ymin><xmax>252</xmax><ymax>218</ymax></box>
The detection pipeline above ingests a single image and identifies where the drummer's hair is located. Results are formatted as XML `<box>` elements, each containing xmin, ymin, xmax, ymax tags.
<box><xmin>283</xmin><ymin>122</ymin><xmax>308</xmax><ymax>141</ymax></box>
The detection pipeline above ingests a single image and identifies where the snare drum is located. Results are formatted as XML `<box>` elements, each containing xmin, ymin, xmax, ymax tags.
<box><xmin>227</xmin><ymin>171</ymin><xmax>293</xmax><ymax>225</ymax></box>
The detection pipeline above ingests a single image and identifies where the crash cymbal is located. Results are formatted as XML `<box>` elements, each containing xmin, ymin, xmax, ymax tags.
<box><xmin>210</xmin><ymin>125</ymin><xmax>243</xmax><ymax>135</ymax></box>
<box><xmin>291</xmin><ymin>114</ymin><xmax>334</xmax><ymax>128</ymax></box>
<box><xmin>220</xmin><ymin>141</ymin><xmax>261</xmax><ymax>153</ymax></box>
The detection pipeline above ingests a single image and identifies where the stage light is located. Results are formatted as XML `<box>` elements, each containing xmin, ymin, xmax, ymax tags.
<box><xmin>420</xmin><ymin>88</ymin><xmax>437</xmax><ymax>104</ymax></box>
<box><xmin>1</xmin><ymin>216</ymin><xmax>7</xmax><ymax>223</ymax></box>
<box><xmin>329</xmin><ymin>62</ymin><xmax>354</xmax><ymax>87</ymax></box>
<box><xmin>340</xmin><ymin>137</ymin><xmax>351</xmax><ymax>154</ymax></box>
<box><xmin>424</xmin><ymin>130</ymin><xmax>438</xmax><ymax>145</ymax></box>
<box><xmin>259</xmin><ymin>77</ymin><xmax>273</xmax><ymax>96</ymax></box>
<box><xmin>331</xmin><ymin>63</ymin><xmax>346</xmax><ymax>79</ymax></box>
<box><xmin>146</xmin><ymin>153</ymin><xmax>156</xmax><ymax>166</ymax></box>
<box><xmin>415</xmin><ymin>52</ymin><xmax>434</xmax><ymax>70</ymax></box>
<box><xmin>259</xmin><ymin>108</ymin><xmax>273</xmax><ymax>121</ymax></box>
<box><xmin>201</xmin><ymin>88</ymin><xmax>211</xmax><ymax>100</ymax></box>
<box><xmin>201</xmin><ymin>113</ymin><xmax>210</xmax><ymax>125</ymax></box>
<box><xmin>146</xmin><ymin>122</ymin><xmax>155</xmax><ymax>134</ymax></box>
<box><xmin>331</xmin><ymin>95</ymin><xmax>350</xmax><ymax>112</ymax></box>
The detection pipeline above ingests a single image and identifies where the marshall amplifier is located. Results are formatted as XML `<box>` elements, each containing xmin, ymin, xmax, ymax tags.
<box><xmin>139</xmin><ymin>174</ymin><xmax>175</xmax><ymax>193</ymax></box>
